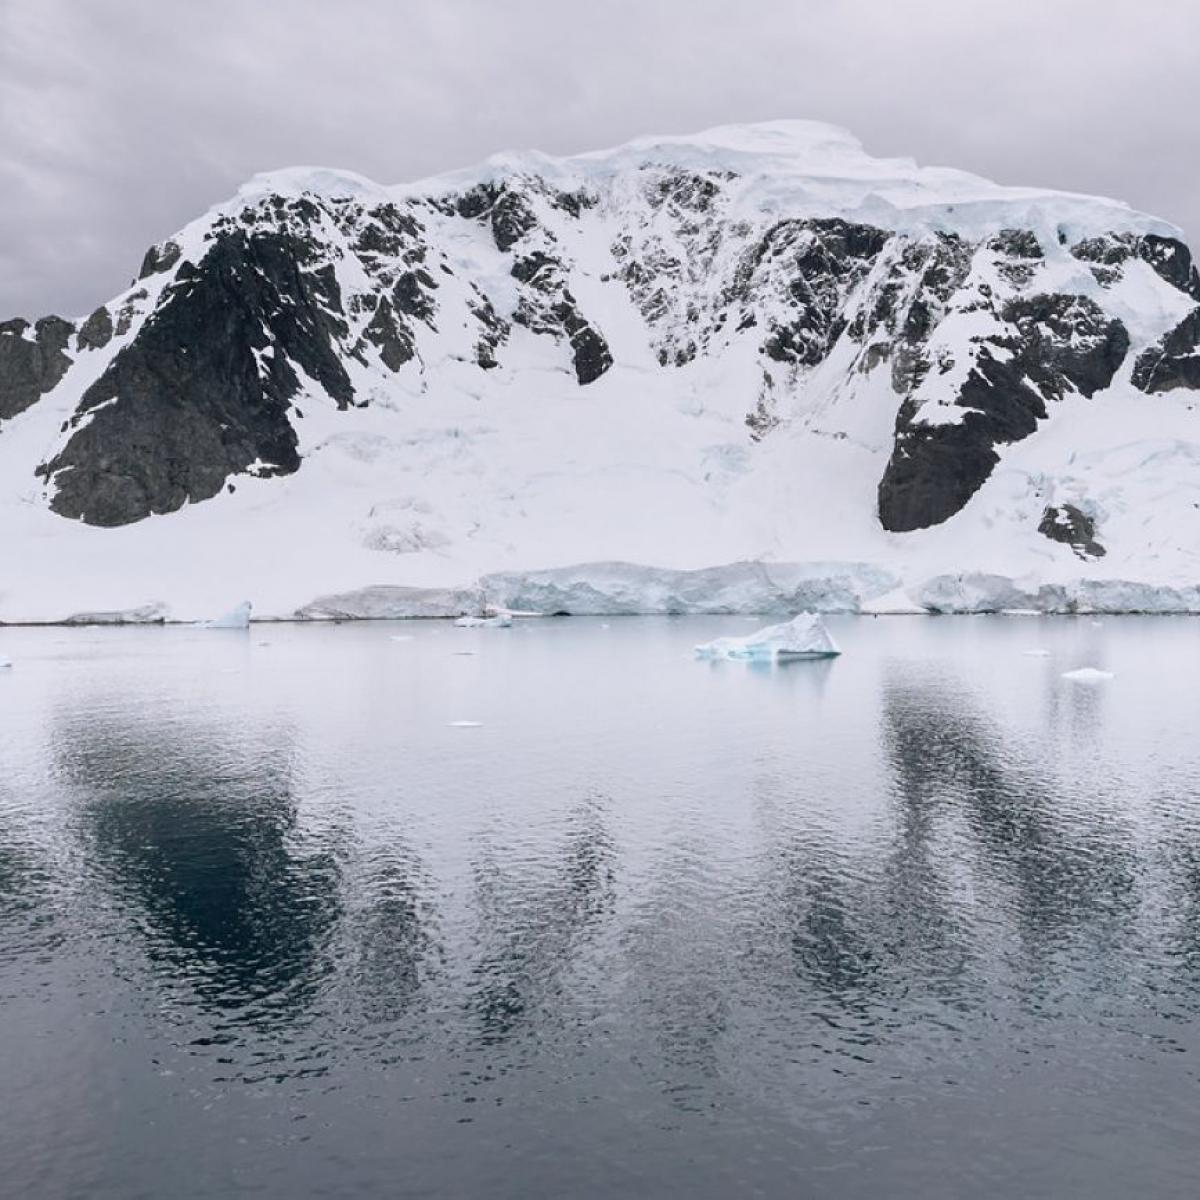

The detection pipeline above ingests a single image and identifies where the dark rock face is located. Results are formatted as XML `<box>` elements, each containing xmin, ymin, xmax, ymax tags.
<box><xmin>39</xmin><ymin>230</ymin><xmax>353</xmax><ymax>526</ymax></box>
<box><xmin>1072</xmin><ymin>233</ymin><xmax>1200</xmax><ymax>299</ymax></box>
<box><xmin>1038</xmin><ymin>503</ymin><xmax>1106</xmax><ymax>559</ymax></box>
<box><xmin>511</xmin><ymin>251</ymin><xmax>613</xmax><ymax>384</ymax></box>
<box><xmin>1003</xmin><ymin>294</ymin><xmax>1131</xmax><ymax>400</ymax></box>
<box><xmin>759</xmin><ymin>219</ymin><xmax>889</xmax><ymax>367</ymax></box>
<box><xmin>1133</xmin><ymin>308</ymin><xmax>1200</xmax><ymax>393</ymax></box>
<box><xmin>139</xmin><ymin>240</ymin><xmax>182</xmax><ymax>279</ymax></box>
<box><xmin>878</xmin><ymin>295</ymin><xmax>1129</xmax><ymax>532</ymax></box>
<box><xmin>0</xmin><ymin>315</ymin><xmax>75</xmax><ymax>422</ymax></box>
<box><xmin>361</xmin><ymin>297</ymin><xmax>415</xmax><ymax>371</ymax></box>
<box><xmin>76</xmin><ymin>306</ymin><xmax>113</xmax><ymax>351</ymax></box>
<box><xmin>1137</xmin><ymin>235</ymin><xmax>1200</xmax><ymax>300</ymax></box>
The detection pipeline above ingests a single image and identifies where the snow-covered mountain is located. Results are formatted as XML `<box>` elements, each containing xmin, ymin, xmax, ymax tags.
<box><xmin>2</xmin><ymin>120</ymin><xmax>1199</xmax><ymax>620</ymax></box>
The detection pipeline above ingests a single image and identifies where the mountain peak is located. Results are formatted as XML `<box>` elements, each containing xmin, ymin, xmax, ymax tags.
<box><xmin>2</xmin><ymin>121</ymin><xmax>1199</xmax><ymax>621</ymax></box>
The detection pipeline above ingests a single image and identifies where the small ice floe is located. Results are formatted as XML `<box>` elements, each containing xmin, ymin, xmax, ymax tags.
<box><xmin>454</xmin><ymin>612</ymin><xmax>512</xmax><ymax>628</ymax></box>
<box><xmin>0</xmin><ymin>658</ymin><xmax>11</xmax><ymax>671</ymax></box>
<box><xmin>695</xmin><ymin>613</ymin><xmax>840</xmax><ymax>662</ymax></box>
<box><xmin>1062</xmin><ymin>667</ymin><xmax>1114</xmax><ymax>683</ymax></box>
<box><xmin>202</xmin><ymin>601</ymin><xmax>252</xmax><ymax>629</ymax></box>
<box><xmin>1023</xmin><ymin>649</ymin><xmax>1051</xmax><ymax>657</ymax></box>
<box><xmin>448</xmin><ymin>720</ymin><xmax>483</xmax><ymax>728</ymax></box>
<box><xmin>390</xmin><ymin>634</ymin><xmax>414</xmax><ymax>642</ymax></box>
<box><xmin>1090</xmin><ymin>621</ymin><xmax>1104</xmax><ymax>629</ymax></box>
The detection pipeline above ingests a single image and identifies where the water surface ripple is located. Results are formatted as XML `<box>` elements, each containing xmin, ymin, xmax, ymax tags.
<box><xmin>1</xmin><ymin>616</ymin><xmax>1199</xmax><ymax>1197</ymax></box>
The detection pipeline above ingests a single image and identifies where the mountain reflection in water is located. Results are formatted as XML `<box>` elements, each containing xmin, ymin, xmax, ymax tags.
<box><xmin>1</xmin><ymin>615</ymin><xmax>1198</xmax><ymax>1198</ymax></box>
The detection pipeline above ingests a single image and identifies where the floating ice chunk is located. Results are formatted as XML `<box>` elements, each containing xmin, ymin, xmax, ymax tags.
<box><xmin>390</xmin><ymin>634</ymin><xmax>414</xmax><ymax>642</ymax></box>
<box><xmin>448</xmin><ymin>720</ymin><xmax>483</xmax><ymax>728</ymax></box>
<box><xmin>1023</xmin><ymin>649</ymin><xmax>1051</xmax><ymax>657</ymax></box>
<box><xmin>695</xmin><ymin>613</ymin><xmax>841</xmax><ymax>661</ymax></box>
<box><xmin>1062</xmin><ymin>667</ymin><xmax>1114</xmax><ymax>682</ymax></box>
<box><xmin>454</xmin><ymin>613</ymin><xmax>512</xmax><ymax>628</ymax></box>
<box><xmin>0</xmin><ymin>658</ymin><xmax>11</xmax><ymax>670</ymax></box>
<box><xmin>204</xmin><ymin>601</ymin><xmax>252</xmax><ymax>629</ymax></box>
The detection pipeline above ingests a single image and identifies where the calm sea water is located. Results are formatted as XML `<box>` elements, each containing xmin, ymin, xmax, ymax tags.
<box><xmin>2</xmin><ymin>615</ymin><xmax>1199</xmax><ymax>1199</ymax></box>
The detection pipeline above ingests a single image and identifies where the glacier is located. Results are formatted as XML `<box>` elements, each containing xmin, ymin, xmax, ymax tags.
<box><xmin>1</xmin><ymin>120</ymin><xmax>1199</xmax><ymax>622</ymax></box>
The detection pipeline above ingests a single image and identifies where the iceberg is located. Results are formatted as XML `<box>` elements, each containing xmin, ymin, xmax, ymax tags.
<box><xmin>1062</xmin><ymin>667</ymin><xmax>1114</xmax><ymax>682</ymax></box>
<box><xmin>453</xmin><ymin>613</ymin><xmax>512</xmax><ymax>628</ymax></box>
<box><xmin>694</xmin><ymin>613</ymin><xmax>840</xmax><ymax>662</ymax></box>
<box><xmin>204</xmin><ymin>601</ymin><xmax>252</xmax><ymax>629</ymax></box>
<box><xmin>0</xmin><ymin>658</ymin><xmax>11</xmax><ymax>671</ymax></box>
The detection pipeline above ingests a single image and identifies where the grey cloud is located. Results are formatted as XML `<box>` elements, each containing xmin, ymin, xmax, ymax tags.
<box><xmin>1</xmin><ymin>0</ymin><xmax>1197</xmax><ymax>317</ymax></box>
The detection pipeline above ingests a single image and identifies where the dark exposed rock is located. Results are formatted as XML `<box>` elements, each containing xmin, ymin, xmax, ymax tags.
<box><xmin>654</xmin><ymin>171</ymin><xmax>723</xmax><ymax>213</ymax></box>
<box><xmin>1137</xmin><ymin>235</ymin><xmax>1200</xmax><ymax>300</ymax></box>
<box><xmin>392</xmin><ymin>270</ymin><xmax>435</xmax><ymax>322</ymax></box>
<box><xmin>1133</xmin><ymin>307</ymin><xmax>1200</xmax><ymax>393</ymax></box>
<box><xmin>1071</xmin><ymin>234</ymin><xmax>1134</xmax><ymax>267</ymax></box>
<box><xmin>1070</xmin><ymin>233</ymin><xmax>1134</xmax><ymax>287</ymax></box>
<box><xmin>1038</xmin><ymin>503</ymin><xmax>1105</xmax><ymax>558</ymax></box>
<box><xmin>115</xmin><ymin>290</ymin><xmax>149</xmax><ymax>336</ymax></box>
<box><xmin>1001</xmin><ymin>294</ymin><xmax>1130</xmax><ymax>399</ymax></box>
<box><xmin>878</xmin><ymin>354</ymin><xmax>1044</xmax><ymax>532</ymax></box>
<box><xmin>138</xmin><ymin>240</ymin><xmax>181</xmax><ymax>279</ymax></box>
<box><xmin>362</xmin><ymin>297</ymin><xmax>414</xmax><ymax>371</ymax></box>
<box><xmin>878</xmin><ymin>296</ymin><xmax>1129</xmax><ymax>532</ymax></box>
<box><xmin>989</xmin><ymin>229</ymin><xmax>1044</xmax><ymax>259</ymax></box>
<box><xmin>1071</xmin><ymin>233</ymin><xmax>1200</xmax><ymax>299</ymax></box>
<box><xmin>353</xmin><ymin>203</ymin><xmax>423</xmax><ymax>257</ymax></box>
<box><xmin>76</xmin><ymin>306</ymin><xmax>113</xmax><ymax>351</ymax></box>
<box><xmin>511</xmin><ymin>252</ymin><xmax>612</xmax><ymax>383</ymax></box>
<box><xmin>39</xmin><ymin>230</ymin><xmax>354</xmax><ymax>526</ymax></box>
<box><xmin>452</xmin><ymin>182</ymin><xmax>540</xmax><ymax>252</ymax></box>
<box><xmin>743</xmin><ymin>219</ymin><xmax>889</xmax><ymax>368</ymax></box>
<box><xmin>454</xmin><ymin>182</ymin><xmax>499</xmax><ymax>220</ymax></box>
<box><xmin>548</xmin><ymin>188</ymin><xmax>595</xmax><ymax>219</ymax></box>
<box><xmin>567</xmin><ymin>321</ymin><xmax>613</xmax><ymax>384</ymax></box>
<box><xmin>470</xmin><ymin>293</ymin><xmax>509</xmax><ymax>369</ymax></box>
<box><xmin>0</xmin><ymin>314</ymin><xmax>75</xmax><ymax>422</ymax></box>
<box><xmin>490</xmin><ymin>189</ymin><xmax>538</xmax><ymax>251</ymax></box>
<box><xmin>511</xmin><ymin>251</ymin><xmax>557</xmax><ymax>290</ymax></box>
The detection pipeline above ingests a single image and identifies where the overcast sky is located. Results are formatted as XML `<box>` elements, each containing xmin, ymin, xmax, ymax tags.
<box><xmin>2</xmin><ymin>0</ymin><xmax>1197</xmax><ymax>317</ymax></box>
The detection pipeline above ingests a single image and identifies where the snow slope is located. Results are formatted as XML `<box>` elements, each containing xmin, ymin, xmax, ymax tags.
<box><xmin>1</xmin><ymin>121</ymin><xmax>1198</xmax><ymax>621</ymax></box>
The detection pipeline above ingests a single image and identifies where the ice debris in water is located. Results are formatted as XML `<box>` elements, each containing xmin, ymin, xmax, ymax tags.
<box><xmin>0</xmin><ymin>658</ymin><xmax>11</xmax><ymax>670</ymax></box>
<box><xmin>454</xmin><ymin>612</ymin><xmax>513</xmax><ymax>628</ymax></box>
<box><xmin>448</xmin><ymin>720</ymin><xmax>483</xmax><ymax>728</ymax></box>
<box><xmin>204</xmin><ymin>601</ymin><xmax>252</xmax><ymax>629</ymax></box>
<box><xmin>390</xmin><ymin>634</ymin><xmax>414</xmax><ymax>642</ymax></box>
<box><xmin>694</xmin><ymin>613</ymin><xmax>840</xmax><ymax>661</ymax></box>
<box><xmin>1062</xmin><ymin>667</ymin><xmax>1114</xmax><ymax>682</ymax></box>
